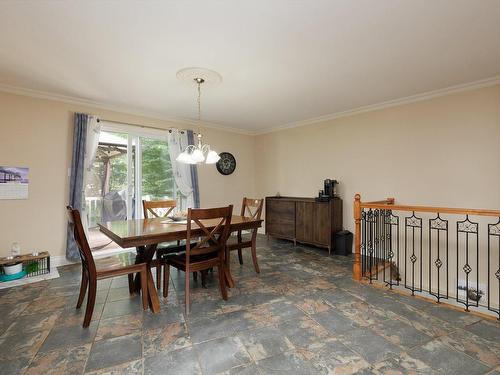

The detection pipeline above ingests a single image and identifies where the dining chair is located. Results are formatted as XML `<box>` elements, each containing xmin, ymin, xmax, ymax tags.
<box><xmin>226</xmin><ymin>197</ymin><xmax>263</xmax><ymax>273</ymax></box>
<box><xmin>163</xmin><ymin>205</ymin><xmax>233</xmax><ymax>314</ymax></box>
<box><xmin>142</xmin><ymin>199</ymin><xmax>177</xmax><ymax>219</ymax></box>
<box><xmin>142</xmin><ymin>199</ymin><xmax>186</xmax><ymax>289</ymax></box>
<box><xmin>67</xmin><ymin>206</ymin><xmax>149</xmax><ymax>328</ymax></box>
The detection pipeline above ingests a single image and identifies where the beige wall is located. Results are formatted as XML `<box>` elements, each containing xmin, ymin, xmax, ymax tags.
<box><xmin>255</xmin><ymin>84</ymin><xmax>500</xmax><ymax>232</ymax></box>
<box><xmin>1</xmin><ymin>84</ymin><xmax>499</xmax><ymax>260</ymax></box>
<box><xmin>0</xmin><ymin>92</ymin><xmax>255</xmax><ymax>258</ymax></box>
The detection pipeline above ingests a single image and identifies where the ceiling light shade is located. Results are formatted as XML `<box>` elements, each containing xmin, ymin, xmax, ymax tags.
<box><xmin>205</xmin><ymin>150</ymin><xmax>221</xmax><ymax>164</ymax></box>
<box><xmin>176</xmin><ymin>151</ymin><xmax>195</xmax><ymax>164</ymax></box>
<box><xmin>176</xmin><ymin>151</ymin><xmax>189</xmax><ymax>163</ymax></box>
<box><xmin>191</xmin><ymin>148</ymin><xmax>205</xmax><ymax>163</ymax></box>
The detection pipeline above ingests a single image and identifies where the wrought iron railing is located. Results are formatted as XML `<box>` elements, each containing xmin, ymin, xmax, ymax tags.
<box><xmin>353</xmin><ymin>194</ymin><xmax>500</xmax><ymax>319</ymax></box>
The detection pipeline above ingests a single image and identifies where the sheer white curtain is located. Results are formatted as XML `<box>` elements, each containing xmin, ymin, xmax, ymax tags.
<box><xmin>166</xmin><ymin>129</ymin><xmax>195</xmax><ymax>209</ymax></box>
<box><xmin>84</xmin><ymin>116</ymin><xmax>101</xmax><ymax>173</ymax></box>
<box><xmin>82</xmin><ymin>115</ymin><xmax>101</xmax><ymax>231</ymax></box>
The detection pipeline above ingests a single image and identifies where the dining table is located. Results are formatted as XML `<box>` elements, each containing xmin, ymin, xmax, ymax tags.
<box><xmin>98</xmin><ymin>215</ymin><xmax>263</xmax><ymax>313</ymax></box>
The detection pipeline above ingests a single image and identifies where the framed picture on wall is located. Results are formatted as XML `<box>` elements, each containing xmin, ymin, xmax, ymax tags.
<box><xmin>0</xmin><ymin>166</ymin><xmax>29</xmax><ymax>200</ymax></box>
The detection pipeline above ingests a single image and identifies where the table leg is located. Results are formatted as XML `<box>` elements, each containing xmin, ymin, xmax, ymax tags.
<box><xmin>145</xmin><ymin>266</ymin><xmax>160</xmax><ymax>313</ymax></box>
<box><xmin>135</xmin><ymin>244</ymin><xmax>161</xmax><ymax>313</ymax></box>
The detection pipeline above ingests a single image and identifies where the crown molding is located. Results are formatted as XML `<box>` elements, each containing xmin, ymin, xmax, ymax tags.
<box><xmin>2</xmin><ymin>75</ymin><xmax>499</xmax><ymax>137</ymax></box>
<box><xmin>0</xmin><ymin>83</ymin><xmax>255</xmax><ymax>136</ymax></box>
<box><xmin>254</xmin><ymin>75</ymin><xmax>500</xmax><ymax>135</ymax></box>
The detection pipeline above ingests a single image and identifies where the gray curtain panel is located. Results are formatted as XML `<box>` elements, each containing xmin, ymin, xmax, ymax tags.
<box><xmin>187</xmin><ymin>130</ymin><xmax>201</xmax><ymax>208</ymax></box>
<box><xmin>66</xmin><ymin>113</ymin><xmax>89</xmax><ymax>261</ymax></box>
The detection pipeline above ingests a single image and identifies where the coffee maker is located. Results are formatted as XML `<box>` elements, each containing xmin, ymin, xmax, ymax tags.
<box><xmin>324</xmin><ymin>179</ymin><xmax>337</xmax><ymax>197</ymax></box>
<box><xmin>316</xmin><ymin>179</ymin><xmax>338</xmax><ymax>202</ymax></box>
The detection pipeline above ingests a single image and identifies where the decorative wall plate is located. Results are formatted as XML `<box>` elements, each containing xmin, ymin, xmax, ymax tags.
<box><xmin>216</xmin><ymin>152</ymin><xmax>236</xmax><ymax>175</ymax></box>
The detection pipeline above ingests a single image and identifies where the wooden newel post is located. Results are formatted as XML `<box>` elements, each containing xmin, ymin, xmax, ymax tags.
<box><xmin>353</xmin><ymin>194</ymin><xmax>362</xmax><ymax>281</ymax></box>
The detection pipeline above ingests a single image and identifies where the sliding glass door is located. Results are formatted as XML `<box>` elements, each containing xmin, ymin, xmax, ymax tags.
<box><xmin>139</xmin><ymin>136</ymin><xmax>176</xmax><ymax>205</ymax></box>
<box><xmin>85</xmin><ymin>131</ymin><xmax>132</xmax><ymax>228</ymax></box>
<box><xmin>84</xmin><ymin>125</ymin><xmax>177</xmax><ymax>249</ymax></box>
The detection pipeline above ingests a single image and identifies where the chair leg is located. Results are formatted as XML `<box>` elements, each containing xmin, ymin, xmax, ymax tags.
<box><xmin>163</xmin><ymin>265</ymin><xmax>170</xmax><ymax>298</ymax></box>
<box><xmin>251</xmin><ymin>241</ymin><xmax>260</xmax><ymax>274</ymax></box>
<box><xmin>128</xmin><ymin>274</ymin><xmax>135</xmax><ymax>294</ymax></box>
<box><xmin>83</xmin><ymin>279</ymin><xmax>96</xmax><ymax>328</ymax></box>
<box><xmin>140</xmin><ymin>269</ymin><xmax>148</xmax><ymax>310</ymax></box>
<box><xmin>237</xmin><ymin>249</ymin><xmax>243</xmax><ymax>265</ymax></box>
<box><xmin>201</xmin><ymin>270</ymin><xmax>207</xmax><ymax>288</ymax></box>
<box><xmin>185</xmin><ymin>270</ymin><xmax>190</xmax><ymax>316</ymax></box>
<box><xmin>226</xmin><ymin>248</ymin><xmax>231</xmax><ymax>276</ymax></box>
<box><xmin>76</xmin><ymin>270</ymin><xmax>88</xmax><ymax>309</ymax></box>
<box><xmin>218</xmin><ymin>263</ymin><xmax>228</xmax><ymax>300</ymax></box>
<box><xmin>156</xmin><ymin>264</ymin><xmax>161</xmax><ymax>290</ymax></box>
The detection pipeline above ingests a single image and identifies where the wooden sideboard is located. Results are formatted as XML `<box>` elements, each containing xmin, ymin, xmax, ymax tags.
<box><xmin>265</xmin><ymin>196</ymin><xmax>343</xmax><ymax>253</ymax></box>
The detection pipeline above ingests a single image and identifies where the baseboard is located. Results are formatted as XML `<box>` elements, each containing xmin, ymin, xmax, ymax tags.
<box><xmin>51</xmin><ymin>255</ymin><xmax>77</xmax><ymax>268</ymax></box>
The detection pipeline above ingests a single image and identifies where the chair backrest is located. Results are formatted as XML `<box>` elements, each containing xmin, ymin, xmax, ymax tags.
<box><xmin>66</xmin><ymin>206</ymin><xmax>96</xmax><ymax>275</ymax></box>
<box><xmin>186</xmin><ymin>205</ymin><xmax>233</xmax><ymax>261</ymax></box>
<box><xmin>142</xmin><ymin>199</ymin><xmax>177</xmax><ymax>219</ymax></box>
<box><xmin>240</xmin><ymin>198</ymin><xmax>264</xmax><ymax>220</ymax></box>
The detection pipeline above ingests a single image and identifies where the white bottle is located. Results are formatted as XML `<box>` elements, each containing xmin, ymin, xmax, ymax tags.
<box><xmin>11</xmin><ymin>242</ymin><xmax>21</xmax><ymax>257</ymax></box>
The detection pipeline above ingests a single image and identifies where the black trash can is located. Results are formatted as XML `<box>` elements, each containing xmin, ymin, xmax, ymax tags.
<box><xmin>334</xmin><ymin>230</ymin><xmax>353</xmax><ymax>256</ymax></box>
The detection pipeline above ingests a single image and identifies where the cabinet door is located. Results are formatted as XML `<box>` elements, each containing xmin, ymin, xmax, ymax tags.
<box><xmin>266</xmin><ymin>199</ymin><xmax>295</xmax><ymax>239</ymax></box>
<box><xmin>296</xmin><ymin>201</ymin><xmax>314</xmax><ymax>242</ymax></box>
<box><xmin>313</xmin><ymin>202</ymin><xmax>331</xmax><ymax>245</ymax></box>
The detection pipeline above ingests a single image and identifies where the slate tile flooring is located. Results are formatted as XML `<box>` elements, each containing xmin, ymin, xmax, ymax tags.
<box><xmin>1</xmin><ymin>235</ymin><xmax>499</xmax><ymax>374</ymax></box>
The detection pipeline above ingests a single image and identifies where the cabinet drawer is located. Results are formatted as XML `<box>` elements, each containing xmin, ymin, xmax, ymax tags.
<box><xmin>266</xmin><ymin>200</ymin><xmax>295</xmax><ymax>221</ymax></box>
<box><xmin>266</xmin><ymin>220</ymin><xmax>295</xmax><ymax>238</ymax></box>
<box><xmin>266</xmin><ymin>199</ymin><xmax>296</xmax><ymax>238</ymax></box>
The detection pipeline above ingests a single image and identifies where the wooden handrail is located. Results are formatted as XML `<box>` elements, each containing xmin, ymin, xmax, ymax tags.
<box><xmin>360</xmin><ymin>202</ymin><xmax>500</xmax><ymax>217</ymax></box>
<box><xmin>364</xmin><ymin>198</ymin><xmax>395</xmax><ymax>205</ymax></box>
<box><xmin>352</xmin><ymin>193</ymin><xmax>500</xmax><ymax>281</ymax></box>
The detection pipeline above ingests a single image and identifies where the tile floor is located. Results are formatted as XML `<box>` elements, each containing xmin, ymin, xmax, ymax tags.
<box><xmin>1</xmin><ymin>235</ymin><xmax>499</xmax><ymax>374</ymax></box>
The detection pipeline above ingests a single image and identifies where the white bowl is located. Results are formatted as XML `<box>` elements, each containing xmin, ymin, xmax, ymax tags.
<box><xmin>4</xmin><ymin>262</ymin><xmax>23</xmax><ymax>275</ymax></box>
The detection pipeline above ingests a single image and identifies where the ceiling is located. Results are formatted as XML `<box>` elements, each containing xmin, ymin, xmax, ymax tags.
<box><xmin>1</xmin><ymin>0</ymin><xmax>500</xmax><ymax>133</ymax></box>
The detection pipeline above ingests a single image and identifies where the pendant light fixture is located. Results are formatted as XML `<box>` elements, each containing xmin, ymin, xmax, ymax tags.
<box><xmin>176</xmin><ymin>68</ymin><xmax>222</xmax><ymax>165</ymax></box>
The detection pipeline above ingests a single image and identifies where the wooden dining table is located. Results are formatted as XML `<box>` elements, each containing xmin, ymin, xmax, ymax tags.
<box><xmin>98</xmin><ymin>215</ymin><xmax>263</xmax><ymax>313</ymax></box>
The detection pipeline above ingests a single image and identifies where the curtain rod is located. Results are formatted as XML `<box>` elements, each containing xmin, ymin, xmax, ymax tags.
<box><xmin>96</xmin><ymin>118</ymin><xmax>193</xmax><ymax>134</ymax></box>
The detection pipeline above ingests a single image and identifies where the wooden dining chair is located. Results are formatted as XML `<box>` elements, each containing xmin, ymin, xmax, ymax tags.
<box><xmin>142</xmin><ymin>199</ymin><xmax>186</xmax><ymax>289</ymax></box>
<box><xmin>227</xmin><ymin>198</ymin><xmax>263</xmax><ymax>273</ymax></box>
<box><xmin>163</xmin><ymin>205</ymin><xmax>233</xmax><ymax>314</ymax></box>
<box><xmin>142</xmin><ymin>199</ymin><xmax>177</xmax><ymax>219</ymax></box>
<box><xmin>67</xmin><ymin>206</ymin><xmax>149</xmax><ymax>328</ymax></box>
